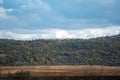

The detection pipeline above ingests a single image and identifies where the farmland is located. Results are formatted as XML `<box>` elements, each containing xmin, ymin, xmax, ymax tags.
<box><xmin>0</xmin><ymin>66</ymin><xmax>120</xmax><ymax>80</ymax></box>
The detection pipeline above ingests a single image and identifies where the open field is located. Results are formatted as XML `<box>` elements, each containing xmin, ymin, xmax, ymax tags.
<box><xmin>0</xmin><ymin>66</ymin><xmax>120</xmax><ymax>77</ymax></box>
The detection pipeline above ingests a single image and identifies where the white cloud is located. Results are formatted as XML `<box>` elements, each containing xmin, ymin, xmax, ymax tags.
<box><xmin>0</xmin><ymin>26</ymin><xmax>120</xmax><ymax>40</ymax></box>
<box><xmin>0</xmin><ymin>32</ymin><xmax>2</xmax><ymax>38</ymax></box>
<box><xmin>0</xmin><ymin>7</ymin><xmax>14</xmax><ymax>19</ymax></box>
<box><xmin>54</xmin><ymin>30</ymin><xmax>72</xmax><ymax>38</ymax></box>
<box><xmin>0</xmin><ymin>7</ymin><xmax>8</xmax><ymax>19</ymax></box>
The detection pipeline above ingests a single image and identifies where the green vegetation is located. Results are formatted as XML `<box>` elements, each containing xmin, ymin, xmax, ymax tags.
<box><xmin>7</xmin><ymin>71</ymin><xmax>30</xmax><ymax>80</ymax></box>
<box><xmin>7</xmin><ymin>73</ymin><xmax>120</xmax><ymax>80</ymax></box>
<box><xmin>2</xmin><ymin>71</ymin><xmax>120</xmax><ymax>80</ymax></box>
<box><xmin>2</xmin><ymin>71</ymin><xmax>119</xmax><ymax>80</ymax></box>
<box><xmin>0</xmin><ymin>34</ymin><xmax>120</xmax><ymax>66</ymax></box>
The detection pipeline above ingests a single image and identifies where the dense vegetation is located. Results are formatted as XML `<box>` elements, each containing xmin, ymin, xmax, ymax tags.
<box><xmin>5</xmin><ymin>72</ymin><xmax>120</xmax><ymax>80</ymax></box>
<box><xmin>0</xmin><ymin>34</ymin><xmax>120</xmax><ymax>66</ymax></box>
<box><xmin>2</xmin><ymin>71</ymin><xmax>120</xmax><ymax>80</ymax></box>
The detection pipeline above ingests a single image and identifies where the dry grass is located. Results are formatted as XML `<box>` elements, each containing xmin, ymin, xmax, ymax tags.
<box><xmin>0</xmin><ymin>66</ymin><xmax>120</xmax><ymax>77</ymax></box>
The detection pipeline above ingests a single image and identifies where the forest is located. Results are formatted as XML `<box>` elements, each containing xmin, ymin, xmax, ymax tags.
<box><xmin>0</xmin><ymin>34</ymin><xmax>120</xmax><ymax>66</ymax></box>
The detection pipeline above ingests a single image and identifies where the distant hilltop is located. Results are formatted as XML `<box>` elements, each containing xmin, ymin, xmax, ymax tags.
<box><xmin>0</xmin><ymin>34</ymin><xmax>120</xmax><ymax>66</ymax></box>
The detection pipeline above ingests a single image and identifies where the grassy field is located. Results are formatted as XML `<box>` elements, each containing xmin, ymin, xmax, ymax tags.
<box><xmin>0</xmin><ymin>66</ymin><xmax>120</xmax><ymax>80</ymax></box>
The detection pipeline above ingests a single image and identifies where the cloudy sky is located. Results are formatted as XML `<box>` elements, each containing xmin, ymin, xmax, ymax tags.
<box><xmin>0</xmin><ymin>0</ymin><xmax>120</xmax><ymax>40</ymax></box>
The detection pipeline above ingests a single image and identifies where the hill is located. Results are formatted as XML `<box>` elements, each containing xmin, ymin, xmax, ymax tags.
<box><xmin>0</xmin><ymin>34</ymin><xmax>120</xmax><ymax>66</ymax></box>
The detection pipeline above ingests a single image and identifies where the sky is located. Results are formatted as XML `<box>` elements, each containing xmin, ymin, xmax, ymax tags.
<box><xmin>0</xmin><ymin>0</ymin><xmax>120</xmax><ymax>40</ymax></box>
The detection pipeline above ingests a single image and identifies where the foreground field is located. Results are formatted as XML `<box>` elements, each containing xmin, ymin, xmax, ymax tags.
<box><xmin>0</xmin><ymin>66</ymin><xmax>120</xmax><ymax>77</ymax></box>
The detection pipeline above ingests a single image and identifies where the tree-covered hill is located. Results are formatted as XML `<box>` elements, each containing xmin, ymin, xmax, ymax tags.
<box><xmin>0</xmin><ymin>34</ymin><xmax>120</xmax><ymax>66</ymax></box>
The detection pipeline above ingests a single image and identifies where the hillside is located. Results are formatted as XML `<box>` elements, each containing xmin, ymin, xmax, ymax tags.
<box><xmin>0</xmin><ymin>34</ymin><xmax>120</xmax><ymax>66</ymax></box>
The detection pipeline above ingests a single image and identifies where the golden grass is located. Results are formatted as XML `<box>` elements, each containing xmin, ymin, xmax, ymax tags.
<box><xmin>0</xmin><ymin>66</ymin><xmax>120</xmax><ymax>77</ymax></box>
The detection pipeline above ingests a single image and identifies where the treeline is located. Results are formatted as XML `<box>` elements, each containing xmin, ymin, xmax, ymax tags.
<box><xmin>0</xmin><ymin>34</ymin><xmax>120</xmax><ymax>66</ymax></box>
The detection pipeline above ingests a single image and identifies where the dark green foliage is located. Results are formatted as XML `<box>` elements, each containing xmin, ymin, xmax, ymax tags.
<box><xmin>2</xmin><ymin>72</ymin><xmax>120</xmax><ymax>80</ymax></box>
<box><xmin>0</xmin><ymin>34</ymin><xmax>120</xmax><ymax>66</ymax></box>
<box><xmin>7</xmin><ymin>71</ymin><xmax>31</xmax><ymax>80</ymax></box>
<box><xmin>31</xmin><ymin>76</ymin><xmax>120</xmax><ymax>80</ymax></box>
<box><xmin>5</xmin><ymin>73</ymin><xmax>120</xmax><ymax>80</ymax></box>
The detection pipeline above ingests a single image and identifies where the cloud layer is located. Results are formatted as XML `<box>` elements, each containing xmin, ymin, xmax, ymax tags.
<box><xmin>0</xmin><ymin>0</ymin><xmax>120</xmax><ymax>29</ymax></box>
<box><xmin>0</xmin><ymin>0</ymin><xmax>120</xmax><ymax>40</ymax></box>
<box><xmin>0</xmin><ymin>26</ymin><xmax>120</xmax><ymax>40</ymax></box>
